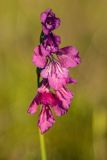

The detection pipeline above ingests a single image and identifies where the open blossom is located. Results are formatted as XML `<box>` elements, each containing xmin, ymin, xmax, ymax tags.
<box><xmin>32</xmin><ymin>36</ymin><xmax>80</xmax><ymax>89</ymax></box>
<box><xmin>41</xmin><ymin>8</ymin><xmax>60</xmax><ymax>35</ymax></box>
<box><xmin>28</xmin><ymin>80</ymin><xmax>71</xmax><ymax>133</ymax></box>
<box><xmin>28</xmin><ymin>91</ymin><xmax>56</xmax><ymax>133</ymax></box>
<box><xmin>33</xmin><ymin>45</ymin><xmax>80</xmax><ymax>89</ymax></box>
<box><xmin>28</xmin><ymin>81</ymin><xmax>56</xmax><ymax>133</ymax></box>
<box><xmin>28</xmin><ymin>8</ymin><xmax>81</xmax><ymax>134</ymax></box>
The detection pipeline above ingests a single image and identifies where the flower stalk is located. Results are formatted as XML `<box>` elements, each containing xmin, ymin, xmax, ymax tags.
<box><xmin>37</xmin><ymin>68</ymin><xmax>47</xmax><ymax>160</ymax></box>
<box><xmin>39</xmin><ymin>131</ymin><xmax>47</xmax><ymax>160</ymax></box>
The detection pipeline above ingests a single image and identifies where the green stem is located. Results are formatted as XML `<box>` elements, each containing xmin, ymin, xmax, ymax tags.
<box><xmin>39</xmin><ymin>131</ymin><xmax>47</xmax><ymax>160</ymax></box>
<box><xmin>36</xmin><ymin>67</ymin><xmax>47</xmax><ymax>160</ymax></box>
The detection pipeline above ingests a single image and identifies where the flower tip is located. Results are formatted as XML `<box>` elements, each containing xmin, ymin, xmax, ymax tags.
<box><xmin>41</xmin><ymin>8</ymin><xmax>60</xmax><ymax>35</ymax></box>
<box><xmin>46</xmin><ymin>8</ymin><xmax>52</xmax><ymax>12</ymax></box>
<box><xmin>68</xmin><ymin>78</ymin><xmax>78</xmax><ymax>84</ymax></box>
<box><xmin>39</xmin><ymin>121</ymin><xmax>55</xmax><ymax>134</ymax></box>
<box><xmin>27</xmin><ymin>108</ymin><xmax>35</xmax><ymax>115</ymax></box>
<box><xmin>39</xmin><ymin>128</ymin><xmax>48</xmax><ymax>134</ymax></box>
<box><xmin>27</xmin><ymin>99</ymin><xmax>38</xmax><ymax>115</ymax></box>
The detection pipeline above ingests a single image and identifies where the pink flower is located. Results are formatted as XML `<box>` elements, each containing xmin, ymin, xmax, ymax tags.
<box><xmin>28</xmin><ymin>97</ymin><xmax>38</xmax><ymax>115</ymax></box>
<box><xmin>38</xmin><ymin>106</ymin><xmax>55</xmax><ymax>134</ymax></box>
<box><xmin>32</xmin><ymin>45</ymin><xmax>80</xmax><ymax>89</ymax></box>
<box><xmin>28</xmin><ymin>80</ymin><xmax>73</xmax><ymax>133</ymax></box>
<box><xmin>41</xmin><ymin>9</ymin><xmax>60</xmax><ymax>35</ymax></box>
<box><xmin>32</xmin><ymin>45</ymin><xmax>48</xmax><ymax>68</ymax></box>
<box><xmin>28</xmin><ymin>85</ymin><xmax>56</xmax><ymax>133</ymax></box>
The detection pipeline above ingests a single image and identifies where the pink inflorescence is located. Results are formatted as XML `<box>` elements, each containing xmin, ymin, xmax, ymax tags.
<box><xmin>28</xmin><ymin>8</ymin><xmax>81</xmax><ymax>134</ymax></box>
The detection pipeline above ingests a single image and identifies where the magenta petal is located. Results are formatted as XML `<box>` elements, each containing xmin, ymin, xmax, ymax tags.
<box><xmin>58</xmin><ymin>46</ymin><xmax>80</xmax><ymax>68</ymax></box>
<box><xmin>48</xmin><ymin>75</ymin><xmax>66</xmax><ymax>90</ymax></box>
<box><xmin>28</xmin><ymin>97</ymin><xmax>38</xmax><ymax>115</ymax></box>
<box><xmin>32</xmin><ymin>54</ymin><xmax>46</xmax><ymax>68</ymax></box>
<box><xmin>43</xmin><ymin>33</ymin><xmax>61</xmax><ymax>53</ymax></box>
<box><xmin>32</xmin><ymin>46</ymin><xmax>47</xmax><ymax>68</ymax></box>
<box><xmin>54</xmin><ymin>34</ymin><xmax>61</xmax><ymax>46</ymax></box>
<box><xmin>40</xmin><ymin>44</ymin><xmax>50</xmax><ymax>56</ymax></box>
<box><xmin>55</xmin><ymin>18</ymin><xmax>61</xmax><ymax>28</ymax></box>
<box><xmin>56</xmin><ymin>87</ymin><xmax>73</xmax><ymax>110</ymax></box>
<box><xmin>48</xmin><ymin>65</ymin><xmax>68</xmax><ymax>89</ymax></box>
<box><xmin>66</xmin><ymin>77</ymin><xmax>77</xmax><ymax>84</ymax></box>
<box><xmin>38</xmin><ymin>106</ymin><xmax>55</xmax><ymax>134</ymax></box>
<box><xmin>41</xmin><ymin>61</ymin><xmax>69</xmax><ymax>89</ymax></box>
<box><xmin>38</xmin><ymin>92</ymin><xmax>58</xmax><ymax>106</ymax></box>
<box><xmin>40</xmin><ymin>13</ymin><xmax>47</xmax><ymax>23</ymax></box>
<box><xmin>40</xmin><ymin>8</ymin><xmax>51</xmax><ymax>23</ymax></box>
<box><xmin>40</xmin><ymin>65</ymin><xmax>50</xmax><ymax>78</ymax></box>
<box><xmin>37</xmin><ymin>79</ymin><xmax>49</xmax><ymax>93</ymax></box>
<box><xmin>42</xmin><ymin>26</ymin><xmax>50</xmax><ymax>35</ymax></box>
<box><xmin>53</xmin><ymin>104</ymin><xmax>67</xmax><ymax>116</ymax></box>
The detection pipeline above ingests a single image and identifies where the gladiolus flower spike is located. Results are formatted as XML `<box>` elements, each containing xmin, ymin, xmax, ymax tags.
<box><xmin>28</xmin><ymin>9</ymin><xmax>81</xmax><ymax>134</ymax></box>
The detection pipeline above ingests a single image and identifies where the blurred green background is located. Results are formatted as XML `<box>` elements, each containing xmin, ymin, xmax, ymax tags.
<box><xmin>0</xmin><ymin>0</ymin><xmax>107</xmax><ymax>160</ymax></box>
